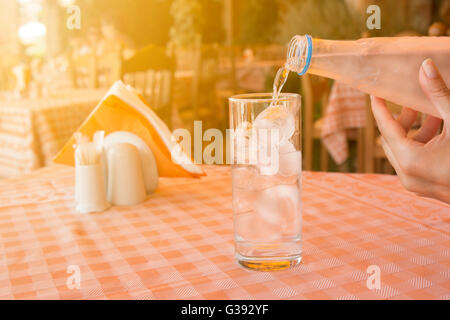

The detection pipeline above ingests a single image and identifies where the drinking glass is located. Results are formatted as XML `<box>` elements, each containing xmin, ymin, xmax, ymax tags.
<box><xmin>229</xmin><ymin>93</ymin><xmax>302</xmax><ymax>271</ymax></box>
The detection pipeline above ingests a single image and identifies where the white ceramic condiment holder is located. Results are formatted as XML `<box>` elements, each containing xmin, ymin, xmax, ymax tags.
<box><xmin>106</xmin><ymin>143</ymin><xmax>147</xmax><ymax>206</ymax></box>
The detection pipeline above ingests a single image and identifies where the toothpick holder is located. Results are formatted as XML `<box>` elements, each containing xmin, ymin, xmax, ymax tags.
<box><xmin>75</xmin><ymin>163</ymin><xmax>110</xmax><ymax>214</ymax></box>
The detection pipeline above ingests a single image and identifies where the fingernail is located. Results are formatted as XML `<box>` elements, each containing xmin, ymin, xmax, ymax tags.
<box><xmin>422</xmin><ymin>58</ymin><xmax>439</xmax><ymax>79</ymax></box>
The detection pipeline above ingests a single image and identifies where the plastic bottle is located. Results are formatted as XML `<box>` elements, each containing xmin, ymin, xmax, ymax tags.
<box><xmin>286</xmin><ymin>35</ymin><xmax>450</xmax><ymax>117</ymax></box>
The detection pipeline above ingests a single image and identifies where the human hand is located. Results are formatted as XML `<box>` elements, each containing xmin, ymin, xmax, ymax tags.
<box><xmin>370</xmin><ymin>58</ymin><xmax>450</xmax><ymax>204</ymax></box>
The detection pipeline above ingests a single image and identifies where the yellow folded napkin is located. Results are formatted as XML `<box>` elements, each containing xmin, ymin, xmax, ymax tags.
<box><xmin>54</xmin><ymin>80</ymin><xmax>204</xmax><ymax>178</ymax></box>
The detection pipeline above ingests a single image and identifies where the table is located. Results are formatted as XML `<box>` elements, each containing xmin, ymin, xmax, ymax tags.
<box><xmin>321</xmin><ymin>82</ymin><xmax>367</xmax><ymax>165</ymax></box>
<box><xmin>0</xmin><ymin>165</ymin><xmax>448</xmax><ymax>300</ymax></box>
<box><xmin>0</xmin><ymin>89</ymin><xmax>105</xmax><ymax>177</ymax></box>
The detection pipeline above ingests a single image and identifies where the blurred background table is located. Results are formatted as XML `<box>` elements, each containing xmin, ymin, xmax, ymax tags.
<box><xmin>0</xmin><ymin>89</ymin><xmax>105</xmax><ymax>177</ymax></box>
<box><xmin>0</xmin><ymin>165</ymin><xmax>448</xmax><ymax>299</ymax></box>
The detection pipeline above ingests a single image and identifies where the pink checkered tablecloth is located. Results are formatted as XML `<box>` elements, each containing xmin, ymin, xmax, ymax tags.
<box><xmin>0</xmin><ymin>89</ymin><xmax>105</xmax><ymax>177</ymax></box>
<box><xmin>321</xmin><ymin>82</ymin><xmax>368</xmax><ymax>165</ymax></box>
<box><xmin>0</xmin><ymin>165</ymin><xmax>448</xmax><ymax>300</ymax></box>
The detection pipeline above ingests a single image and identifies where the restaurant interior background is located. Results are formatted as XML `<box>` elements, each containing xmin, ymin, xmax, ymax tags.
<box><xmin>0</xmin><ymin>0</ymin><xmax>449</xmax><ymax>178</ymax></box>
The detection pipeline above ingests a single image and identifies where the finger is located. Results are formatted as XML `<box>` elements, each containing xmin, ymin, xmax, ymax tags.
<box><xmin>397</xmin><ymin>107</ymin><xmax>418</xmax><ymax>132</ymax></box>
<box><xmin>380</xmin><ymin>137</ymin><xmax>402</xmax><ymax>175</ymax></box>
<box><xmin>370</xmin><ymin>96</ymin><xmax>409</xmax><ymax>155</ymax></box>
<box><xmin>419</xmin><ymin>58</ymin><xmax>450</xmax><ymax>124</ymax></box>
<box><xmin>412</xmin><ymin>115</ymin><xmax>443</xmax><ymax>143</ymax></box>
<box><xmin>382</xmin><ymin>137</ymin><xmax>423</xmax><ymax>192</ymax></box>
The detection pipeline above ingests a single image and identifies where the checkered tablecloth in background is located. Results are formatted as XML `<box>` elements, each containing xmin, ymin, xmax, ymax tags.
<box><xmin>0</xmin><ymin>165</ymin><xmax>448</xmax><ymax>300</ymax></box>
<box><xmin>0</xmin><ymin>90</ymin><xmax>105</xmax><ymax>177</ymax></box>
<box><xmin>321</xmin><ymin>82</ymin><xmax>368</xmax><ymax>165</ymax></box>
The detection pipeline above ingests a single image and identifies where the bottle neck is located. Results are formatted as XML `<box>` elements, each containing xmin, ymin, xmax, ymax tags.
<box><xmin>286</xmin><ymin>35</ymin><xmax>313</xmax><ymax>75</ymax></box>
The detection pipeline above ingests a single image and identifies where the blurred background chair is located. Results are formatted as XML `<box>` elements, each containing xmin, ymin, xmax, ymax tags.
<box><xmin>216</xmin><ymin>44</ymin><xmax>239</xmax><ymax>97</ymax></box>
<box><xmin>247</xmin><ymin>44</ymin><xmax>285</xmax><ymax>61</ymax></box>
<box><xmin>192</xmin><ymin>44</ymin><xmax>222</xmax><ymax>130</ymax></box>
<box><xmin>121</xmin><ymin>45</ymin><xmax>175</xmax><ymax>129</ymax></box>
<box><xmin>96</xmin><ymin>47</ymin><xmax>122</xmax><ymax>89</ymax></box>
<box><xmin>303</xmin><ymin>75</ymin><xmax>367</xmax><ymax>173</ymax></box>
<box><xmin>301</xmin><ymin>73</ymin><xmax>331</xmax><ymax>171</ymax></box>
<box><xmin>70</xmin><ymin>51</ymin><xmax>97</xmax><ymax>89</ymax></box>
<box><xmin>175</xmin><ymin>43</ymin><xmax>227</xmax><ymax>132</ymax></box>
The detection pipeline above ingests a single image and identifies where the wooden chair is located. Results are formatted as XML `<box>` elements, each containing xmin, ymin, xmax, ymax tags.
<box><xmin>216</xmin><ymin>44</ymin><xmax>239</xmax><ymax>94</ymax></box>
<box><xmin>70</xmin><ymin>51</ymin><xmax>97</xmax><ymax>89</ymax></box>
<box><xmin>363</xmin><ymin>95</ymin><xmax>379</xmax><ymax>173</ymax></box>
<box><xmin>301</xmin><ymin>74</ymin><xmax>332</xmax><ymax>171</ymax></box>
<box><xmin>247</xmin><ymin>44</ymin><xmax>285</xmax><ymax>61</ymax></box>
<box><xmin>121</xmin><ymin>45</ymin><xmax>175</xmax><ymax>129</ymax></box>
<box><xmin>0</xmin><ymin>65</ymin><xmax>8</xmax><ymax>91</ymax></box>
<box><xmin>0</xmin><ymin>65</ymin><xmax>13</xmax><ymax>91</ymax></box>
<box><xmin>174</xmin><ymin>41</ymin><xmax>201</xmax><ymax>72</ymax></box>
<box><xmin>302</xmin><ymin>75</ymin><xmax>366</xmax><ymax>172</ymax></box>
<box><xmin>174</xmin><ymin>44</ymin><xmax>225</xmax><ymax>131</ymax></box>
<box><xmin>192</xmin><ymin>44</ymin><xmax>224</xmax><ymax>130</ymax></box>
<box><xmin>70</xmin><ymin>44</ymin><xmax>121</xmax><ymax>89</ymax></box>
<box><xmin>96</xmin><ymin>47</ymin><xmax>122</xmax><ymax>89</ymax></box>
<box><xmin>214</xmin><ymin>44</ymin><xmax>242</xmax><ymax>131</ymax></box>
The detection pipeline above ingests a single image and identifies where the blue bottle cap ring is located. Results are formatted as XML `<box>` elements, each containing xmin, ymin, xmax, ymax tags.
<box><xmin>298</xmin><ymin>35</ymin><xmax>312</xmax><ymax>76</ymax></box>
